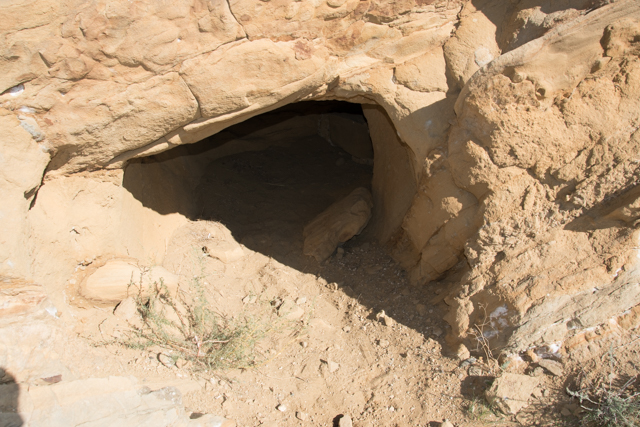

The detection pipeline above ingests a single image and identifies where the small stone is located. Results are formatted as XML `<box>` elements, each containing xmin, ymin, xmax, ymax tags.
<box><xmin>441</xmin><ymin>420</ymin><xmax>454</xmax><ymax>427</ymax></box>
<box><xmin>377</xmin><ymin>339</ymin><xmax>390</xmax><ymax>348</ymax></box>
<box><xmin>158</xmin><ymin>353</ymin><xmax>176</xmax><ymax>368</ymax></box>
<box><xmin>300</xmin><ymin>341</ymin><xmax>308</xmax><ymax>348</ymax></box>
<box><xmin>416</xmin><ymin>304</ymin><xmax>427</xmax><ymax>315</ymax></box>
<box><xmin>338</xmin><ymin>415</ymin><xmax>352</xmax><ymax>427</ymax></box>
<box><xmin>40</xmin><ymin>374</ymin><xmax>62</xmax><ymax>384</ymax></box>
<box><xmin>342</xmin><ymin>326</ymin><xmax>351</xmax><ymax>333</ymax></box>
<box><xmin>382</xmin><ymin>316</ymin><xmax>394</xmax><ymax>327</ymax></box>
<box><xmin>277</xmin><ymin>299</ymin><xmax>304</xmax><ymax>320</ymax></box>
<box><xmin>538</xmin><ymin>359</ymin><xmax>564</xmax><ymax>376</ymax></box>
<box><xmin>324</xmin><ymin>360</ymin><xmax>339</xmax><ymax>373</ymax></box>
<box><xmin>242</xmin><ymin>295</ymin><xmax>257</xmax><ymax>304</ymax></box>
<box><xmin>531</xmin><ymin>367</ymin><xmax>544</xmax><ymax>377</ymax></box>
<box><xmin>296</xmin><ymin>296</ymin><xmax>307</xmax><ymax>305</ymax></box>
<box><xmin>432</xmin><ymin>326</ymin><xmax>443</xmax><ymax>337</ymax></box>
<box><xmin>468</xmin><ymin>365</ymin><xmax>484</xmax><ymax>376</ymax></box>
<box><xmin>460</xmin><ymin>357</ymin><xmax>477</xmax><ymax>368</ymax></box>
<box><xmin>455</xmin><ymin>344</ymin><xmax>470</xmax><ymax>361</ymax></box>
<box><xmin>485</xmin><ymin>372</ymin><xmax>539</xmax><ymax>415</ymax></box>
<box><xmin>335</xmin><ymin>247</ymin><xmax>344</xmax><ymax>259</ymax></box>
<box><xmin>276</xmin><ymin>404</ymin><xmax>287</xmax><ymax>412</ymax></box>
<box><xmin>561</xmin><ymin>407</ymin><xmax>571</xmax><ymax>416</ymax></box>
<box><xmin>296</xmin><ymin>412</ymin><xmax>309</xmax><ymax>421</ymax></box>
<box><xmin>542</xmin><ymin>389</ymin><xmax>549</xmax><ymax>397</ymax></box>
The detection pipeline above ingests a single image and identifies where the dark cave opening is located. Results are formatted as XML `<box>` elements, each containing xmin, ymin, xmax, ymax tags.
<box><xmin>123</xmin><ymin>101</ymin><xmax>376</xmax><ymax>269</ymax></box>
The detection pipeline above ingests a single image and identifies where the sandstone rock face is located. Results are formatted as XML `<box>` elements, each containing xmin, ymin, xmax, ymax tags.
<box><xmin>2</xmin><ymin>0</ymin><xmax>640</xmax><ymax>356</ymax></box>
<box><xmin>303</xmin><ymin>187</ymin><xmax>373</xmax><ymax>262</ymax></box>
<box><xmin>0</xmin><ymin>111</ymin><xmax>49</xmax><ymax>277</ymax></box>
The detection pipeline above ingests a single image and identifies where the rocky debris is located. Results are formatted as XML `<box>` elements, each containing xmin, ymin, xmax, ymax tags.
<box><xmin>277</xmin><ymin>299</ymin><xmax>304</xmax><ymax>320</ymax></box>
<box><xmin>296</xmin><ymin>412</ymin><xmax>309</xmax><ymax>421</ymax></box>
<box><xmin>276</xmin><ymin>403</ymin><xmax>287</xmax><ymax>412</ymax></box>
<box><xmin>537</xmin><ymin>359</ymin><xmax>564</xmax><ymax>377</ymax></box>
<box><xmin>485</xmin><ymin>373</ymin><xmax>539</xmax><ymax>415</ymax></box>
<box><xmin>80</xmin><ymin>259</ymin><xmax>179</xmax><ymax>305</ymax></box>
<box><xmin>440</xmin><ymin>420</ymin><xmax>454</xmax><ymax>427</ymax></box>
<box><xmin>303</xmin><ymin>188</ymin><xmax>373</xmax><ymax>262</ymax></box>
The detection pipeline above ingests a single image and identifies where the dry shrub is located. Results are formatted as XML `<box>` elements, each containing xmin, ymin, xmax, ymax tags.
<box><xmin>123</xmin><ymin>265</ymin><xmax>283</xmax><ymax>372</ymax></box>
<box><xmin>568</xmin><ymin>347</ymin><xmax>640</xmax><ymax>427</ymax></box>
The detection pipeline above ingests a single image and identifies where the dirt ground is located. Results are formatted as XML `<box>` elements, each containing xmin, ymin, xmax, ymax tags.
<box><xmin>62</xmin><ymin>137</ymin><xmax>640</xmax><ymax>427</ymax></box>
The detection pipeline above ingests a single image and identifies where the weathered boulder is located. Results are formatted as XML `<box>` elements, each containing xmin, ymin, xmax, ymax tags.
<box><xmin>80</xmin><ymin>259</ymin><xmax>179</xmax><ymax>304</ymax></box>
<box><xmin>303</xmin><ymin>188</ymin><xmax>373</xmax><ymax>262</ymax></box>
<box><xmin>485</xmin><ymin>373</ymin><xmax>539</xmax><ymax>415</ymax></box>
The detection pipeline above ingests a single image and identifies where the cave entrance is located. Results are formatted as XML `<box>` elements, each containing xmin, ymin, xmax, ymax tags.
<box><xmin>123</xmin><ymin>100</ymin><xmax>434</xmax><ymax>335</ymax></box>
<box><xmin>124</xmin><ymin>101</ymin><xmax>382</xmax><ymax>270</ymax></box>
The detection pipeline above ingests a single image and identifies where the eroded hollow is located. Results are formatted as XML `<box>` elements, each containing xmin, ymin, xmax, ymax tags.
<box><xmin>124</xmin><ymin>100</ymin><xmax>440</xmax><ymax>339</ymax></box>
<box><xmin>124</xmin><ymin>101</ymin><xmax>380</xmax><ymax>269</ymax></box>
